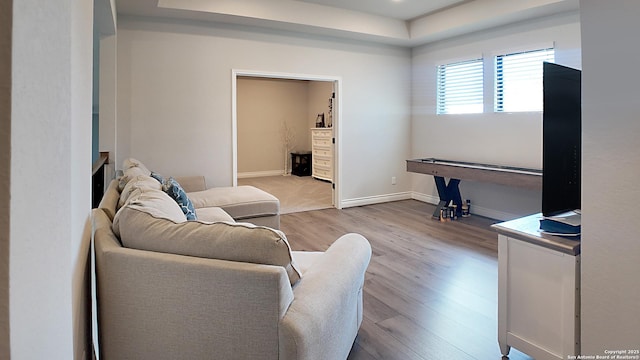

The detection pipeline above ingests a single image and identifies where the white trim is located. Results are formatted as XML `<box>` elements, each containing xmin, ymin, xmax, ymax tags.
<box><xmin>341</xmin><ymin>192</ymin><xmax>412</xmax><ymax>209</ymax></box>
<box><xmin>488</xmin><ymin>41</ymin><xmax>555</xmax><ymax>58</ymax></box>
<box><xmin>237</xmin><ymin>170</ymin><xmax>284</xmax><ymax>179</ymax></box>
<box><xmin>232</xmin><ymin>69</ymin><xmax>342</xmax><ymax>209</ymax></box>
<box><xmin>411</xmin><ymin>192</ymin><xmax>439</xmax><ymax>205</ymax></box>
<box><xmin>231</xmin><ymin>72</ymin><xmax>238</xmax><ymax>186</ymax></box>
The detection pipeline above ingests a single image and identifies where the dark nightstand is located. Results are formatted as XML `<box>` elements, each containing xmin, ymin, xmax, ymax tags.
<box><xmin>291</xmin><ymin>151</ymin><xmax>312</xmax><ymax>176</ymax></box>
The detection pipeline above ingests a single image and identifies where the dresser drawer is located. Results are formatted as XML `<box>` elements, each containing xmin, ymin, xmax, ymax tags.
<box><xmin>312</xmin><ymin>129</ymin><xmax>332</xmax><ymax>138</ymax></box>
<box><xmin>313</xmin><ymin>148</ymin><xmax>332</xmax><ymax>157</ymax></box>
<box><xmin>313</xmin><ymin>157</ymin><xmax>331</xmax><ymax>168</ymax></box>
<box><xmin>313</xmin><ymin>166</ymin><xmax>332</xmax><ymax>180</ymax></box>
<box><xmin>312</xmin><ymin>137</ymin><xmax>332</xmax><ymax>147</ymax></box>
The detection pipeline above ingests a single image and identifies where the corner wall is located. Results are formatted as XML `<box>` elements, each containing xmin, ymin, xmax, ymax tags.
<box><xmin>116</xmin><ymin>17</ymin><xmax>412</xmax><ymax>204</ymax></box>
<box><xmin>580</xmin><ymin>0</ymin><xmax>640</xmax><ymax>353</ymax></box>
<box><xmin>10</xmin><ymin>0</ymin><xmax>93</xmax><ymax>358</ymax></box>
<box><xmin>0</xmin><ymin>0</ymin><xmax>12</xmax><ymax>357</ymax></box>
<box><xmin>411</xmin><ymin>12</ymin><xmax>581</xmax><ymax>220</ymax></box>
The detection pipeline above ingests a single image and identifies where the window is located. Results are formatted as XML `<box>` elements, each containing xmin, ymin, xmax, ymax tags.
<box><xmin>437</xmin><ymin>58</ymin><xmax>483</xmax><ymax>115</ymax></box>
<box><xmin>494</xmin><ymin>48</ymin><xmax>555</xmax><ymax>112</ymax></box>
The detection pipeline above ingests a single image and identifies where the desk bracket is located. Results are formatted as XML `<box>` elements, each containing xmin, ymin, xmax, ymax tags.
<box><xmin>433</xmin><ymin>176</ymin><xmax>462</xmax><ymax>219</ymax></box>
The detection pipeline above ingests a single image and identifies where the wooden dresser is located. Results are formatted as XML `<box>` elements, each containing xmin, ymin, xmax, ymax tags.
<box><xmin>311</xmin><ymin>128</ymin><xmax>333</xmax><ymax>181</ymax></box>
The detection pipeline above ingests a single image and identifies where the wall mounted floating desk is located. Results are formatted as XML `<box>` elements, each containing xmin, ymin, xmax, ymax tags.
<box><xmin>406</xmin><ymin>158</ymin><xmax>542</xmax><ymax>218</ymax></box>
<box><xmin>492</xmin><ymin>214</ymin><xmax>580</xmax><ymax>360</ymax></box>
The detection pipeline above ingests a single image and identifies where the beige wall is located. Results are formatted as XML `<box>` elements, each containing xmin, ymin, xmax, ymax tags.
<box><xmin>0</xmin><ymin>0</ymin><xmax>11</xmax><ymax>357</ymax></box>
<box><xmin>237</xmin><ymin>77</ymin><xmax>309</xmax><ymax>175</ymax></box>
<box><xmin>308</xmin><ymin>81</ymin><xmax>334</xmax><ymax>130</ymax></box>
<box><xmin>237</xmin><ymin>77</ymin><xmax>334</xmax><ymax>176</ymax></box>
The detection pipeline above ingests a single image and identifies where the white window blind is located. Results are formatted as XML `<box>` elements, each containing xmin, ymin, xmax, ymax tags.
<box><xmin>437</xmin><ymin>58</ymin><xmax>483</xmax><ymax>115</ymax></box>
<box><xmin>494</xmin><ymin>48</ymin><xmax>555</xmax><ymax>112</ymax></box>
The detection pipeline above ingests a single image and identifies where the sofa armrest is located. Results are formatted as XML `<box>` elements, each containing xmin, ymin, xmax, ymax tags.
<box><xmin>279</xmin><ymin>233</ymin><xmax>372</xmax><ymax>360</ymax></box>
<box><xmin>95</xmin><ymin>226</ymin><xmax>294</xmax><ymax>360</ymax></box>
<box><xmin>174</xmin><ymin>175</ymin><xmax>206</xmax><ymax>192</ymax></box>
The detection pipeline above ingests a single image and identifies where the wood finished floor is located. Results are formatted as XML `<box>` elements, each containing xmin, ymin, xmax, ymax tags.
<box><xmin>280</xmin><ymin>200</ymin><xmax>534</xmax><ymax>360</ymax></box>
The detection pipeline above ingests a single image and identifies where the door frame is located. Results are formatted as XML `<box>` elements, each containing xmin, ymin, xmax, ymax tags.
<box><xmin>231</xmin><ymin>69</ymin><xmax>342</xmax><ymax>209</ymax></box>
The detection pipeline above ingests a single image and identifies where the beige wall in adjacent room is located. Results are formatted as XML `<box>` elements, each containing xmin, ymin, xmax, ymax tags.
<box><xmin>237</xmin><ymin>77</ymin><xmax>310</xmax><ymax>175</ymax></box>
<box><xmin>237</xmin><ymin>77</ymin><xmax>334</xmax><ymax>176</ymax></box>
<box><xmin>308</xmin><ymin>80</ymin><xmax>334</xmax><ymax>130</ymax></box>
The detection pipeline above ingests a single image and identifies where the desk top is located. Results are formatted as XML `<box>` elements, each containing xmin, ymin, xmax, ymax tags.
<box><xmin>406</xmin><ymin>158</ymin><xmax>542</xmax><ymax>190</ymax></box>
<box><xmin>492</xmin><ymin>213</ymin><xmax>581</xmax><ymax>256</ymax></box>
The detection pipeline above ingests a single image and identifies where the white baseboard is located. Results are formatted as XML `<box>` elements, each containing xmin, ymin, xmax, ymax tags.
<box><xmin>340</xmin><ymin>192</ymin><xmax>412</xmax><ymax>209</ymax></box>
<box><xmin>410</xmin><ymin>191</ymin><xmax>517</xmax><ymax>221</ymax></box>
<box><xmin>411</xmin><ymin>192</ymin><xmax>439</xmax><ymax>205</ymax></box>
<box><xmin>237</xmin><ymin>170</ymin><xmax>284</xmax><ymax>179</ymax></box>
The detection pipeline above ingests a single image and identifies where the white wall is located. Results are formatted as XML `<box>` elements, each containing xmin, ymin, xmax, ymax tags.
<box><xmin>0</xmin><ymin>0</ymin><xmax>11</xmax><ymax>357</ymax></box>
<box><xmin>580</xmin><ymin>0</ymin><xmax>640</xmax><ymax>353</ymax></box>
<box><xmin>116</xmin><ymin>17</ymin><xmax>412</xmax><ymax>205</ymax></box>
<box><xmin>11</xmin><ymin>0</ymin><xmax>93</xmax><ymax>359</ymax></box>
<box><xmin>411</xmin><ymin>12</ymin><xmax>581</xmax><ymax>220</ymax></box>
<box><xmin>99</xmin><ymin>34</ymin><xmax>118</xmax><ymax>179</ymax></box>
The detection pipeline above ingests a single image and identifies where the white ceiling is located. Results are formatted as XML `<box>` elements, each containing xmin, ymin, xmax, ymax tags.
<box><xmin>115</xmin><ymin>0</ymin><xmax>580</xmax><ymax>47</ymax></box>
<box><xmin>295</xmin><ymin>0</ymin><xmax>469</xmax><ymax>21</ymax></box>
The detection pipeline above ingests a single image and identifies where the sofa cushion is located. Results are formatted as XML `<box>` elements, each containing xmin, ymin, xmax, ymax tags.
<box><xmin>195</xmin><ymin>207</ymin><xmax>235</xmax><ymax>223</ymax></box>
<box><xmin>188</xmin><ymin>186</ymin><xmax>279</xmax><ymax>220</ymax></box>
<box><xmin>123</xmin><ymin>157</ymin><xmax>151</xmax><ymax>175</ymax></box>
<box><xmin>162</xmin><ymin>177</ymin><xmax>197</xmax><ymax>221</ymax></box>
<box><xmin>118</xmin><ymin>175</ymin><xmax>163</xmax><ymax>209</ymax></box>
<box><xmin>173</xmin><ymin>175</ymin><xmax>206</xmax><ymax>193</ymax></box>
<box><xmin>116</xmin><ymin>206</ymin><xmax>301</xmax><ymax>285</ymax></box>
<box><xmin>113</xmin><ymin>187</ymin><xmax>187</xmax><ymax>237</ymax></box>
<box><xmin>291</xmin><ymin>251</ymin><xmax>323</xmax><ymax>275</ymax></box>
<box><xmin>98</xmin><ymin>179</ymin><xmax>120</xmax><ymax>221</ymax></box>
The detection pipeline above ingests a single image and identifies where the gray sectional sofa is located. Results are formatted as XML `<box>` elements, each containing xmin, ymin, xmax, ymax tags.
<box><xmin>92</xmin><ymin>158</ymin><xmax>372</xmax><ymax>359</ymax></box>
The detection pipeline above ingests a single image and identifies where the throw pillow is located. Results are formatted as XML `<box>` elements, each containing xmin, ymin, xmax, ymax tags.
<box><xmin>150</xmin><ymin>171</ymin><xmax>164</xmax><ymax>184</ymax></box>
<box><xmin>163</xmin><ymin>177</ymin><xmax>197</xmax><ymax>221</ymax></box>
<box><xmin>117</xmin><ymin>206</ymin><xmax>301</xmax><ymax>285</ymax></box>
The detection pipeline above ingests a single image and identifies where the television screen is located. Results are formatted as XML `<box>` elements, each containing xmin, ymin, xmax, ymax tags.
<box><xmin>542</xmin><ymin>62</ymin><xmax>581</xmax><ymax>217</ymax></box>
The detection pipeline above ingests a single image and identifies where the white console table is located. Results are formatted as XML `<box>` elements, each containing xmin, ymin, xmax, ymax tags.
<box><xmin>492</xmin><ymin>214</ymin><xmax>580</xmax><ymax>360</ymax></box>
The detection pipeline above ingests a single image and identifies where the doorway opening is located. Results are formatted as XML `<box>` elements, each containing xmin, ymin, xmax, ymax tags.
<box><xmin>231</xmin><ymin>70</ymin><xmax>342</xmax><ymax>212</ymax></box>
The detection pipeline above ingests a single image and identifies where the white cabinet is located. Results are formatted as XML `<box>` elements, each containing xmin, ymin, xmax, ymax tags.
<box><xmin>493</xmin><ymin>214</ymin><xmax>580</xmax><ymax>360</ymax></box>
<box><xmin>311</xmin><ymin>128</ymin><xmax>333</xmax><ymax>181</ymax></box>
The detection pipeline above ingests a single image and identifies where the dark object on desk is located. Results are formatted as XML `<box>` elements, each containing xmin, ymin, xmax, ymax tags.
<box><xmin>291</xmin><ymin>152</ymin><xmax>312</xmax><ymax>176</ymax></box>
<box><xmin>406</xmin><ymin>158</ymin><xmax>542</xmax><ymax>219</ymax></box>
<box><xmin>539</xmin><ymin>219</ymin><xmax>581</xmax><ymax>236</ymax></box>
<box><xmin>539</xmin><ymin>210</ymin><xmax>581</xmax><ymax>237</ymax></box>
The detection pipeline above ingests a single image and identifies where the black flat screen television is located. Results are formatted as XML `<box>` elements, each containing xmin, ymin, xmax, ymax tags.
<box><xmin>542</xmin><ymin>62</ymin><xmax>581</xmax><ymax>216</ymax></box>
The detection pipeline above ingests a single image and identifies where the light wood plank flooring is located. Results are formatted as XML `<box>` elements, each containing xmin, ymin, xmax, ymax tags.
<box><xmin>280</xmin><ymin>200</ymin><xmax>534</xmax><ymax>360</ymax></box>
